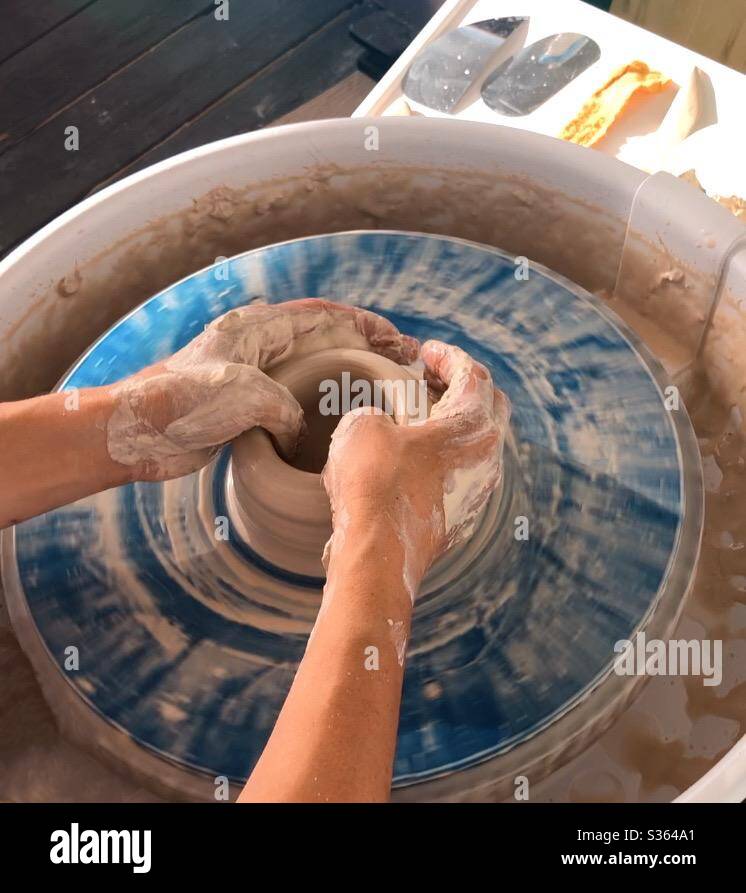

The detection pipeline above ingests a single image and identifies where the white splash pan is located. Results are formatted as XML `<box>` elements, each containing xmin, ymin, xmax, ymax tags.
<box><xmin>0</xmin><ymin>118</ymin><xmax>744</xmax><ymax>801</ymax></box>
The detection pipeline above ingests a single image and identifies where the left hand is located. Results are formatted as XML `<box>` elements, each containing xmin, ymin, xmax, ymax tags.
<box><xmin>105</xmin><ymin>299</ymin><xmax>420</xmax><ymax>480</ymax></box>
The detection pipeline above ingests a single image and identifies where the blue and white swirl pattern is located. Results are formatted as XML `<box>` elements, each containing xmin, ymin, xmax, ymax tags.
<box><xmin>7</xmin><ymin>232</ymin><xmax>701</xmax><ymax>787</ymax></box>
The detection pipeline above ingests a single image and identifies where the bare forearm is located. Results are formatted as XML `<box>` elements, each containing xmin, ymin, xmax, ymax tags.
<box><xmin>239</xmin><ymin>520</ymin><xmax>416</xmax><ymax>802</ymax></box>
<box><xmin>0</xmin><ymin>388</ymin><xmax>134</xmax><ymax>528</ymax></box>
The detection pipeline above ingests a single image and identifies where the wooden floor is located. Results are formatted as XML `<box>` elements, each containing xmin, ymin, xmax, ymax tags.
<box><xmin>611</xmin><ymin>0</ymin><xmax>746</xmax><ymax>72</ymax></box>
<box><xmin>0</xmin><ymin>0</ymin><xmax>375</xmax><ymax>260</ymax></box>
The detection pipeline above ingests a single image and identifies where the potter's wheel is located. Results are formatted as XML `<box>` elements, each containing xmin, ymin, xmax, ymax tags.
<box><xmin>2</xmin><ymin>231</ymin><xmax>703</xmax><ymax>796</ymax></box>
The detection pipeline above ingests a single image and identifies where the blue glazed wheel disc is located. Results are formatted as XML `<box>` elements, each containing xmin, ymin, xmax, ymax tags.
<box><xmin>2</xmin><ymin>232</ymin><xmax>702</xmax><ymax>792</ymax></box>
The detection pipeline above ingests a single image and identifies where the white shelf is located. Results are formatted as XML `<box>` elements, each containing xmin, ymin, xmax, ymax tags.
<box><xmin>354</xmin><ymin>0</ymin><xmax>745</xmax><ymax>184</ymax></box>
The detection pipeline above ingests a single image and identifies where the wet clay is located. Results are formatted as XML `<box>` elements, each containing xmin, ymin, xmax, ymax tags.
<box><xmin>229</xmin><ymin>347</ymin><xmax>429</xmax><ymax>577</ymax></box>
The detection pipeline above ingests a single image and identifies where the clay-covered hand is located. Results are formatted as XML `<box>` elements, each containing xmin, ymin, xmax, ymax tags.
<box><xmin>106</xmin><ymin>298</ymin><xmax>420</xmax><ymax>480</ymax></box>
<box><xmin>322</xmin><ymin>340</ymin><xmax>510</xmax><ymax>596</ymax></box>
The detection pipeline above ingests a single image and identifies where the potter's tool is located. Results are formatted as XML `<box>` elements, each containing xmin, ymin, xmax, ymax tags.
<box><xmin>481</xmin><ymin>33</ymin><xmax>601</xmax><ymax>116</ymax></box>
<box><xmin>2</xmin><ymin>231</ymin><xmax>702</xmax><ymax>798</ymax></box>
<box><xmin>402</xmin><ymin>17</ymin><xmax>528</xmax><ymax>113</ymax></box>
<box><xmin>401</xmin><ymin>18</ymin><xmax>601</xmax><ymax>119</ymax></box>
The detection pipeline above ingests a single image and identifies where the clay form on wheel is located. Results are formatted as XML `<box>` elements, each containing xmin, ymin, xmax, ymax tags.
<box><xmin>228</xmin><ymin>348</ymin><xmax>430</xmax><ymax>578</ymax></box>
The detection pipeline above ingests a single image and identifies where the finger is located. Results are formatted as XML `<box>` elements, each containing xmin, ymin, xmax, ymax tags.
<box><xmin>492</xmin><ymin>386</ymin><xmax>512</xmax><ymax>431</ymax></box>
<box><xmin>281</xmin><ymin>299</ymin><xmax>420</xmax><ymax>364</ymax></box>
<box><xmin>250</xmin><ymin>299</ymin><xmax>421</xmax><ymax>365</ymax></box>
<box><xmin>191</xmin><ymin>299</ymin><xmax>420</xmax><ymax>371</ymax></box>
<box><xmin>420</xmin><ymin>340</ymin><xmax>494</xmax><ymax>422</ymax></box>
<box><xmin>349</xmin><ymin>307</ymin><xmax>420</xmax><ymax>365</ymax></box>
<box><xmin>321</xmin><ymin>406</ymin><xmax>394</xmax><ymax>495</ymax></box>
<box><xmin>164</xmin><ymin>363</ymin><xmax>305</xmax><ymax>459</ymax></box>
<box><xmin>327</xmin><ymin>403</ymin><xmax>394</xmax><ymax>453</ymax></box>
<box><xmin>141</xmin><ymin>447</ymin><xmax>218</xmax><ymax>482</ymax></box>
<box><xmin>251</xmin><ymin>376</ymin><xmax>308</xmax><ymax>460</ymax></box>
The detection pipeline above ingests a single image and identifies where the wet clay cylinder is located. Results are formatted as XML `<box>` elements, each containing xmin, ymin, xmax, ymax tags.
<box><xmin>228</xmin><ymin>348</ymin><xmax>430</xmax><ymax>578</ymax></box>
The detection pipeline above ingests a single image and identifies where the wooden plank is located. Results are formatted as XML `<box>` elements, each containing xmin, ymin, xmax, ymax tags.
<box><xmin>0</xmin><ymin>0</ymin><xmax>94</xmax><ymax>64</ymax></box>
<box><xmin>611</xmin><ymin>0</ymin><xmax>701</xmax><ymax>49</ymax></box>
<box><xmin>273</xmin><ymin>72</ymin><xmax>375</xmax><ymax>125</ymax></box>
<box><xmin>0</xmin><ymin>0</ymin><xmax>212</xmax><ymax>151</ymax></box>
<box><xmin>112</xmin><ymin>13</ymin><xmax>366</xmax><ymax>181</ymax></box>
<box><xmin>611</xmin><ymin>0</ymin><xmax>746</xmax><ymax>71</ymax></box>
<box><xmin>690</xmin><ymin>0</ymin><xmax>746</xmax><ymax>72</ymax></box>
<box><xmin>0</xmin><ymin>0</ymin><xmax>355</xmax><ymax>257</ymax></box>
<box><xmin>723</xmin><ymin>20</ymin><xmax>746</xmax><ymax>71</ymax></box>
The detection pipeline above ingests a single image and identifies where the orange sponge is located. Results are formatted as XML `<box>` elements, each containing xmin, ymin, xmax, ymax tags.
<box><xmin>560</xmin><ymin>61</ymin><xmax>671</xmax><ymax>147</ymax></box>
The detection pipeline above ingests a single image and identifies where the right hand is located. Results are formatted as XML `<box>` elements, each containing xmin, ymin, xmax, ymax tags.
<box><xmin>322</xmin><ymin>340</ymin><xmax>511</xmax><ymax>591</ymax></box>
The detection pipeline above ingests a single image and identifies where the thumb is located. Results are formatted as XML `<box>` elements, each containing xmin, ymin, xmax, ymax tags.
<box><xmin>322</xmin><ymin>406</ymin><xmax>394</xmax><ymax>488</ymax></box>
<box><xmin>328</xmin><ymin>404</ymin><xmax>395</xmax><ymax>454</ymax></box>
